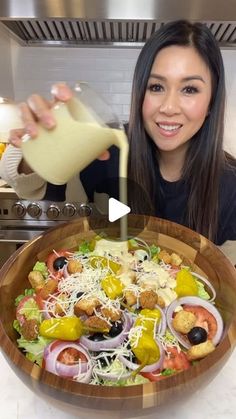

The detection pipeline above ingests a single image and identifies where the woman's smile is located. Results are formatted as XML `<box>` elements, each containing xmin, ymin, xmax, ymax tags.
<box><xmin>156</xmin><ymin>121</ymin><xmax>183</xmax><ymax>137</ymax></box>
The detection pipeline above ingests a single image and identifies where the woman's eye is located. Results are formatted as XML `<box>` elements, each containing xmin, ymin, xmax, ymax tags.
<box><xmin>183</xmin><ymin>85</ymin><xmax>199</xmax><ymax>94</ymax></box>
<box><xmin>148</xmin><ymin>83</ymin><xmax>163</xmax><ymax>92</ymax></box>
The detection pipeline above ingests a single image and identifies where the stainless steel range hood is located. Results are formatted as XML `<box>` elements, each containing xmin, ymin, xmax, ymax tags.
<box><xmin>0</xmin><ymin>0</ymin><xmax>236</xmax><ymax>48</ymax></box>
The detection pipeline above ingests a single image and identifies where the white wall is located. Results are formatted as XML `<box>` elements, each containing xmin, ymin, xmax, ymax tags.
<box><xmin>11</xmin><ymin>41</ymin><xmax>138</xmax><ymax>123</ymax></box>
<box><xmin>222</xmin><ymin>50</ymin><xmax>236</xmax><ymax>157</ymax></box>
<box><xmin>10</xmin><ymin>41</ymin><xmax>236</xmax><ymax>155</ymax></box>
<box><xmin>0</xmin><ymin>25</ymin><xmax>14</xmax><ymax>98</ymax></box>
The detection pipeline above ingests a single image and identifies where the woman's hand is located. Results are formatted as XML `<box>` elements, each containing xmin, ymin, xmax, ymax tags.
<box><xmin>9</xmin><ymin>83</ymin><xmax>73</xmax><ymax>148</ymax></box>
<box><xmin>9</xmin><ymin>82</ymin><xmax>110</xmax><ymax>160</ymax></box>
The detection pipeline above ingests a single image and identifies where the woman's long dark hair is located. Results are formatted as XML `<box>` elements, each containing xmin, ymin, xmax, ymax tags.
<box><xmin>128</xmin><ymin>19</ymin><xmax>233</xmax><ymax>242</ymax></box>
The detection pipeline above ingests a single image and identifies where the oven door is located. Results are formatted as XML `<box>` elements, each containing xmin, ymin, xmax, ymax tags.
<box><xmin>0</xmin><ymin>229</ymin><xmax>45</xmax><ymax>267</ymax></box>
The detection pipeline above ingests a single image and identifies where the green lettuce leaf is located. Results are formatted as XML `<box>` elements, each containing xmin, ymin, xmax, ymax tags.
<box><xmin>13</xmin><ymin>319</ymin><xmax>21</xmax><ymax>334</ymax></box>
<box><xmin>100</xmin><ymin>359</ymin><xmax>150</xmax><ymax>386</ymax></box>
<box><xmin>17</xmin><ymin>335</ymin><xmax>52</xmax><ymax>366</ymax></box>
<box><xmin>33</xmin><ymin>261</ymin><xmax>48</xmax><ymax>278</ymax></box>
<box><xmin>102</xmin><ymin>374</ymin><xmax>150</xmax><ymax>386</ymax></box>
<box><xmin>79</xmin><ymin>240</ymin><xmax>92</xmax><ymax>254</ymax></box>
<box><xmin>15</xmin><ymin>289</ymin><xmax>35</xmax><ymax>306</ymax></box>
<box><xmin>17</xmin><ymin>297</ymin><xmax>42</xmax><ymax>323</ymax></box>
<box><xmin>161</xmin><ymin>368</ymin><xmax>176</xmax><ymax>376</ymax></box>
<box><xmin>196</xmin><ymin>280</ymin><xmax>210</xmax><ymax>300</ymax></box>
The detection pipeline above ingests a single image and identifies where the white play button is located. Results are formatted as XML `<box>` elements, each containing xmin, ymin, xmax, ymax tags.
<box><xmin>108</xmin><ymin>198</ymin><xmax>131</xmax><ymax>222</ymax></box>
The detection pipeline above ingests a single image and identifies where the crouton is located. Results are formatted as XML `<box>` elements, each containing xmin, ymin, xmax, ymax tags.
<box><xmin>39</xmin><ymin>279</ymin><xmax>58</xmax><ymax>299</ymax></box>
<box><xmin>140</xmin><ymin>290</ymin><xmax>158</xmax><ymax>309</ymax></box>
<box><xmin>83</xmin><ymin>315</ymin><xmax>110</xmax><ymax>332</ymax></box>
<box><xmin>172</xmin><ymin>310</ymin><xmax>197</xmax><ymax>334</ymax></box>
<box><xmin>124</xmin><ymin>290</ymin><xmax>137</xmax><ymax>306</ymax></box>
<box><xmin>28</xmin><ymin>271</ymin><xmax>45</xmax><ymax>292</ymax></box>
<box><xmin>187</xmin><ymin>340</ymin><xmax>215</xmax><ymax>360</ymax></box>
<box><xmin>100</xmin><ymin>306</ymin><xmax>122</xmax><ymax>322</ymax></box>
<box><xmin>74</xmin><ymin>297</ymin><xmax>100</xmax><ymax>316</ymax></box>
<box><xmin>170</xmin><ymin>253</ymin><xmax>182</xmax><ymax>266</ymax></box>
<box><xmin>156</xmin><ymin>295</ymin><xmax>166</xmax><ymax>308</ymax></box>
<box><xmin>54</xmin><ymin>293</ymin><xmax>68</xmax><ymax>315</ymax></box>
<box><xmin>67</xmin><ymin>260</ymin><xmax>83</xmax><ymax>274</ymax></box>
<box><xmin>159</xmin><ymin>250</ymin><xmax>172</xmax><ymax>264</ymax></box>
<box><xmin>21</xmin><ymin>319</ymin><xmax>39</xmax><ymax>341</ymax></box>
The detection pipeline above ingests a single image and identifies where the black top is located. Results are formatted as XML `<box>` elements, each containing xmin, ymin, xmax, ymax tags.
<box><xmin>44</xmin><ymin>146</ymin><xmax>236</xmax><ymax>246</ymax></box>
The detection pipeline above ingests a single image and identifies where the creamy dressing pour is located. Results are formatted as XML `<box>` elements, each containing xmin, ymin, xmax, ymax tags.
<box><xmin>21</xmin><ymin>96</ymin><xmax>129</xmax><ymax>240</ymax></box>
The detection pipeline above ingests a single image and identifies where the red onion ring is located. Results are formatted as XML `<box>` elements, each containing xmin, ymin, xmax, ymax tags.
<box><xmin>44</xmin><ymin>340</ymin><xmax>92</xmax><ymax>379</ymax></box>
<box><xmin>41</xmin><ymin>292</ymin><xmax>66</xmax><ymax>320</ymax></box>
<box><xmin>63</xmin><ymin>264</ymin><xmax>69</xmax><ymax>278</ymax></box>
<box><xmin>191</xmin><ymin>271</ymin><xmax>216</xmax><ymax>302</ymax></box>
<box><xmin>75</xmin><ymin>365</ymin><xmax>93</xmax><ymax>384</ymax></box>
<box><xmin>118</xmin><ymin>338</ymin><xmax>164</xmax><ymax>373</ymax></box>
<box><xmin>41</xmin><ymin>299</ymin><xmax>53</xmax><ymax>319</ymax></box>
<box><xmin>156</xmin><ymin>306</ymin><xmax>167</xmax><ymax>336</ymax></box>
<box><xmin>166</xmin><ymin>296</ymin><xmax>224</xmax><ymax>349</ymax></box>
<box><xmin>44</xmin><ymin>340</ymin><xmax>55</xmax><ymax>358</ymax></box>
<box><xmin>80</xmin><ymin>312</ymin><xmax>133</xmax><ymax>351</ymax></box>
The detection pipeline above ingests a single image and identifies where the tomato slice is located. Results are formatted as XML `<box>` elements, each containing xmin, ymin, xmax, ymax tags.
<box><xmin>46</xmin><ymin>250</ymin><xmax>69</xmax><ymax>277</ymax></box>
<box><xmin>16</xmin><ymin>295</ymin><xmax>38</xmax><ymax>326</ymax></box>
<box><xmin>57</xmin><ymin>348</ymin><xmax>87</xmax><ymax>365</ymax></box>
<box><xmin>163</xmin><ymin>346</ymin><xmax>190</xmax><ymax>371</ymax></box>
<box><xmin>183</xmin><ymin>305</ymin><xmax>217</xmax><ymax>340</ymax></box>
<box><xmin>141</xmin><ymin>369</ymin><xmax>165</xmax><ymax>382</ymax></box>
<box><xmin>45</xmin><ymin>340</ymin><xmax>87</xmax><ymax>365</ymax></box>
<box><xmin>35</xmin><ymin>293</ymin><xmax>45</xmax><ymax>311</ymax></box>
<box><xmin>141</xmin><ymin>347</ymin><xmax>190</xmax><ymax>382</ymax></box>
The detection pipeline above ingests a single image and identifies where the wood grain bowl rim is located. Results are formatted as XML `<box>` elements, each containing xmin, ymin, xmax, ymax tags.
<box><xmin>0</xmin><ymin>215</ymin><xmax>236</xmax><ymax>402</ymax></box>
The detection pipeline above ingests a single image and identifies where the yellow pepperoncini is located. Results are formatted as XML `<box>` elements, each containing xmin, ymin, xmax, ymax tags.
<box><xmin>134</xmin><ymin>308</ymin><xmax>162</xmax><ymax>334</ymax></box>
<box><xmin>101</xmin><ymin>275</ymin><xmax>124</xmax><ymax>299</ymax></box>
<box><xmin>174</xmin><ymin>268</ymin><xmax>198</xmax><ymax>297</ymax></box>
<box><xmin>89</xmin><ymin>256</ymin><xmax>121</xmax><ymax>274</ymax></box>
<box><xmin>130</xmin><ymin>331</ymin><xmax>160</xmax><ymax>377</ymax></box>
<box><xmin>39</xmin><ymin>317</ymin><xmax>109</xmax><ymax>341</ymax></box>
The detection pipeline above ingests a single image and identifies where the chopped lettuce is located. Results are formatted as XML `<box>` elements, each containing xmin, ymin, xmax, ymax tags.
<box><xmin>150</xmin><ymin>244</ymin><xmax>160</xmax><ymax>258</ymax></box>
<box><xmin>33</xmin><ymin>261</ymin><xmax>48</xmax><ymax>278</ymax></box>
<box><xmin>15</xmin><ymin>289</ymin><xmax>35</xmax><ymax>306</ymax></box>
<box><xmin>102</xmin><ymin>374</ymin><xmax>150</xmax><ymax>387</ymax></box>
<box><xmin>103</xmin><ymin>359</ymin><xmax>127</xmax><ymax>375</ymax></box>
<box><xmin>13</xmin><ymin>319</ymin><xmax>21</xmax><ymax>334</ymax></box>
<box><xmin>161</xmin><ymin>368</ymin><xmax>176</xmax><ymax>376</ymax></box>
<box><xmin>196</xmin><ymin>280</ymin><xmax>210</xmax><ymax>300</ymax></box>
<box><xmin>18</xmin><ymin>297</ymin><xmax>42</xmax><ymax>323</ymax></box>
<box><xmin>161</xmin><ymin>330</ymin><xmax>180</xmax><ymax>349</ymax></box>
<box><xmin>99</xmin><ymin>359</ymin><xmax>150</xmax><ymax>387</ymax></box>
<box><xmin>17</xmin><ymin>335</ymin><xmax>52</xmax><ymax>367</ymax></box>
<box><xmin>79</xmin><ymin>240</ymin><xmax>92</xmax><ymax>254</ymax></box>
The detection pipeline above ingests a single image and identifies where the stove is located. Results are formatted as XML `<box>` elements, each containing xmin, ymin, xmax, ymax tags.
<box><xmin>0</xmin><ymin>180</ymin><xmax>95</xmax><ymax>266</ymax></box>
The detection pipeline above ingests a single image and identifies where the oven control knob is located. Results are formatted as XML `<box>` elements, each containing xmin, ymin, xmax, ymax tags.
<box><xmin>27</xmin><ymin>203</ymin><xmax>42</xmax><ymax>218</ymax></box>
<box><xmin>62</xmin><ymin>203</ymin><xmax>76</xmax><ymax>217</ymax></box>
<box><xmin>46</xmin><ymin>204</ymin><xmax>60</xmax><ymax>219</ymax></box>
<box><xmin>78</xmin><ymin>203</ymin><xmax>92</xmax><ymax>217</ymax></box>
<box><xmin>12</xmin><ymin>202</ymin><xmax>26</xmax><ymax>218</ymax></box>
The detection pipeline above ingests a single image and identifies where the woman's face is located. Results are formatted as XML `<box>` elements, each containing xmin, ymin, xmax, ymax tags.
<box><xmin>142</xmin><ymin>45</ymin><xmax>212</xmax><ymax>154</ymax></box>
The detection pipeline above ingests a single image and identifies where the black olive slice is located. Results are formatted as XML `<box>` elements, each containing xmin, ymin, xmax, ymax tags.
<box><xmin>53</xmin><ymin>256</ymin><xmax>67</xmax><ymax>271</ymax></box>
<box><xmin>187</xmin><ymin>326</ymin><xmax>208</xmax><ymax>345</ymax></box>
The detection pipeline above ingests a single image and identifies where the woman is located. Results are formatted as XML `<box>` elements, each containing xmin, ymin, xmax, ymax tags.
<box><xmin>0</xmin><ymin>20</ymin><xmax>236</xmax><ymax>246</ymax></box>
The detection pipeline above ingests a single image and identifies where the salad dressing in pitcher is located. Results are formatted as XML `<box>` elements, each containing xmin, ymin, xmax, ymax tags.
<box><xmin>21</xmin><ymin>95</ymin><xmax>129</xmax><ymax>240</ymax></box>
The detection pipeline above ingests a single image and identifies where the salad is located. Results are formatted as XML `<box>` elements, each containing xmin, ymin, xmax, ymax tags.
<box><xmin>13</xmin><ymin>236</ymin><xmax>224</xmax><ymax>386</ymax></box>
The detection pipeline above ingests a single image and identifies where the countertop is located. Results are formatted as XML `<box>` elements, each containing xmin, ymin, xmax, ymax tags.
<box><xmin>1</xmin><ymin>349</ymin><xmax>236</xmax><ymax>419</ymax></box>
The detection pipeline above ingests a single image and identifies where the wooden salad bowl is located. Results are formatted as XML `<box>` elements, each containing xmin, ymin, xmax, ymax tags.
<box><xmin>0</xmin><ymin>215</ymin><xmax>236</xmax><ymax>417</ymax></box>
